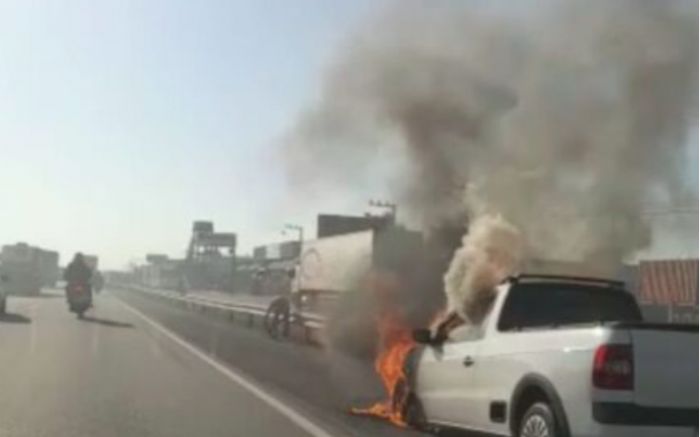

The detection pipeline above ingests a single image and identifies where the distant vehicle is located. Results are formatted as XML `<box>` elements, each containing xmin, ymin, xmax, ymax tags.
<box><xmin>0</xmin><ymin>243</ymin><xmax>59</xmax><ymax>295</ymax></box>
<box><xmin>0</xmin><ymin>274</ymin><xmax>8</xmax><ymax>314</ymax></box>
<box><xmin>406</xmin><ymin>275</ymin><xmax>698</xmax><ymax>437</ymax></box>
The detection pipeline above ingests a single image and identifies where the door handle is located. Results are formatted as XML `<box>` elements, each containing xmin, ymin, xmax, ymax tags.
<box><xmin>463</xmin><ymin>356</ymin><xmax>475</xmax><ymax>367</ymax></box>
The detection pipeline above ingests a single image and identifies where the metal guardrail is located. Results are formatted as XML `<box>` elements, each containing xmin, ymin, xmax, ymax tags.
<box><xmin>113</xmin><ymin>284</ymin><xmax>327</xmax><ymax>342</ymax></box>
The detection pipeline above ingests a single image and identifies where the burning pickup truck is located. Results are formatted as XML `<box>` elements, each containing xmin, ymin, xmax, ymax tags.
<box><xmin>392</xmin><ymin>274</ymin><xmax>698</xmax><ymax>437</ymax></box>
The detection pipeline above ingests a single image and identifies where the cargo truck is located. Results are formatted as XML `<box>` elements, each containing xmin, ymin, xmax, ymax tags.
<box><xmin>294</xmin><ymin>226</ymin><xmax>425</xmax><ymax>297</ymax></box>
<box><xmin>0</xmin><ymin>243</ymin><xmax>60</xmax><ymax>296</ymax></box>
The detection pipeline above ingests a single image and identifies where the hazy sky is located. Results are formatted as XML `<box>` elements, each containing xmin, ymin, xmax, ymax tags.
<box><xmin>0</xmin><ymin>0</ymin><xmax>377</xmax><ymax>269</ymax></box>
<box><xmin>0</xmin><ymin>1</ymin><xmax>696</xmax><ymax>270</ymax></box>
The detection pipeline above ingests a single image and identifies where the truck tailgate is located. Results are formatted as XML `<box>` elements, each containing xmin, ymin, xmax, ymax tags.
<box><xmin>627</xmin><ymin>325</ymin><xmax>698</xmax><ymax>408</ymax></box>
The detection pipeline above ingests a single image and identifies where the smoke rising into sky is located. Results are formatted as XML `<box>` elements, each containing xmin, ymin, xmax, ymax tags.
<box><xmin>285</xmin><ymin>0</ymin><xmax>698</xmax><ymax>267</ymax></box>
<box><xmin>443</xmin><ymin>212</ymin><xmax>523</xmax><ymax>323</ymax></box>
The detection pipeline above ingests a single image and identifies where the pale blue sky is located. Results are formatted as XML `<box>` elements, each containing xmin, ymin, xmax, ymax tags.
<box><xmin>0</xmin><ymin>0</ymin><xmax>377</xmax><ymax>268</ymax></box>
<box><xmin>0</xmin><ymin>1</ymin><xmax>696</xmax><ymax>270</ymax></box>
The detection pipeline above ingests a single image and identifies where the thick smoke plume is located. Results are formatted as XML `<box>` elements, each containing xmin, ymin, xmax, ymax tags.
<box><xmin>285</xmin><ymin>0</ymin><xmax>698</xmax><ymax>270</ymax></box>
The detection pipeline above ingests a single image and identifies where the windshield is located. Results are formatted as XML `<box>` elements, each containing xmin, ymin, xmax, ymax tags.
<box><xmin>498</xmin><ymin>283</ymin><xmax>644</xmax><ymax>331</ymax></box>
<box><xmin>0</xmin><ymin>1</ymin><xmax>697</xmax><ymax>436</ymax></box>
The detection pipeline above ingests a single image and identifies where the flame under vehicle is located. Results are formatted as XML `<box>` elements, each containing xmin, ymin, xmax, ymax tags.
<box><xmin>403</xmin><ymin>274</ymin><xmax>698</xmax><ymax>437</ymax></box>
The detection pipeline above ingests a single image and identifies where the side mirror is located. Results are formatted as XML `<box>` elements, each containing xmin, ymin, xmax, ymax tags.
<box><xmin>412</xmin><ymin>328</ymin><xmax>433</xmax><ymax>344</ymax></box>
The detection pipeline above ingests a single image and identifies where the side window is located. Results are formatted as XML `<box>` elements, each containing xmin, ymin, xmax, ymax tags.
<box><xmin>498</xmin><ymin>286</ymin><xmax>552</xmax><ymax>331</ymax></box>
<box><xmin>498</xmin><ymin>283</ymin><xmax>642</xmax><ymax>331</ymax></box>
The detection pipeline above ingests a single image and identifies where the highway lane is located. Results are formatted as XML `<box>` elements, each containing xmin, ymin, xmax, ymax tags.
<box><xmin>110</xmin><ymin>287</ymin><xmax>429</xmax><ymax>437</ymax></box>
<box><xmin>0</xmin><ymin>290</ymin><xmax>339</xmax><ymax>437</ymax></box>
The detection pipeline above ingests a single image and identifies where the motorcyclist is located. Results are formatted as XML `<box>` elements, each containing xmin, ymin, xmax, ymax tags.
<box><xmin>64</xmin><ymin>253</ymin><xmax>94</xmax><ymax>316</ymax></box>
<box><xmin>264</xmin><ymin>267</ymin><xmax>305</xmax><ymax>340</ymax></box>
<box><xmin>64</xmin><ymin>253</ymin><xmax>93</xmax><ymax>285</ymax></box>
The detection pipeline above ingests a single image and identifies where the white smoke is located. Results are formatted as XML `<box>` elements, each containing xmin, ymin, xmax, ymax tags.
<box><xmin>443</xmin><ymin>209</ymin><xmax>523</xmax><ymax>323</ymax></box>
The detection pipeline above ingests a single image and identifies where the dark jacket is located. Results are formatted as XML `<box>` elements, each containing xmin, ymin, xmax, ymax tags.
<box><xmin>64</xmin><ymin>260</ymin><xmax>92</xmax><ymax>284</ymax></box>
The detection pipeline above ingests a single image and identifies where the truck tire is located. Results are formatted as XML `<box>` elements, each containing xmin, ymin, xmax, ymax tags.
<box><xmin>518</xmin><ymin>402</ymin><xmax>557</xmax><ymax>437</ymax></box>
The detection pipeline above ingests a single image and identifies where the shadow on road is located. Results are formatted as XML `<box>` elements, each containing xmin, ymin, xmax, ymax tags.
<box><xmin>31</xmin><ymin>293</ymin><xmax>64</xmax><ymax>299</ymax></box>
<box><xmin>0</xmin><ymin>313</ymin><xmax>32</xmax><ymax>324</ymax></box>
<box><xmin>80</xmin><ymin>315</ymin><xmax>134</xmax><ymax>328</ymax></box>
<box><xmin>9</xmin><ymin>291</ymin><xmax>64</xmax><ymax>299</ymax></box>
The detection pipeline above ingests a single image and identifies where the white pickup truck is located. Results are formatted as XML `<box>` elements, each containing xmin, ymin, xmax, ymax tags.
<box><xmin>404</xmin><ymin>274</ymin><xmax>698</xmax><ymax>437</ymax></box>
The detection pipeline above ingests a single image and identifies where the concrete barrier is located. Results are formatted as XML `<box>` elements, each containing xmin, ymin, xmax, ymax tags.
<box><xmin>111</xmin><ymin>284</ymin><xmax>327</xmax><ymax>346</ymax></box>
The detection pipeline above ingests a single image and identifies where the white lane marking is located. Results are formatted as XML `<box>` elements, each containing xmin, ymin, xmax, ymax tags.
<box><xmin>113</xmin><ymin>296</ymin><xmax>336</xmax><ymax>437</ymax></box>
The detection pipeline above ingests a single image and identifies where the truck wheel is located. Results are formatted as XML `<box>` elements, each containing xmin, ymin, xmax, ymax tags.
<box><xmin>518</xmin><ymin>402</ymin><xmax>556</xmax><ymax>437</ymax></box>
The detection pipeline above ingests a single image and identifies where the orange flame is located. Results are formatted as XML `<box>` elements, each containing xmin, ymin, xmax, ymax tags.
<box><xmin>351</xmin><ymin>309</ymin><xmax>416</xmax><ymax>427</ymax></box>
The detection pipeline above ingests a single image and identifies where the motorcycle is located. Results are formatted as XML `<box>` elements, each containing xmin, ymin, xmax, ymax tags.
<box><xmin>66</xmin><ymin>282</ymin><xmax>92</xmax><ymax>318</ymax></box>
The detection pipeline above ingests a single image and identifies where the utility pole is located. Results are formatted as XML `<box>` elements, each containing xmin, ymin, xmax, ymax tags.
<box><xmin>369</xmin><ymin>199</ymin><xmax>398</xmax><ymax>223</ymax></box>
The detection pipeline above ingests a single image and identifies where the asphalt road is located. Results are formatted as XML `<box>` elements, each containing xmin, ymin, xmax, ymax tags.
<box><xmin>0</xmin><ymin>289</ymin><xmax>428</xmax><ymax>437</ymax></box>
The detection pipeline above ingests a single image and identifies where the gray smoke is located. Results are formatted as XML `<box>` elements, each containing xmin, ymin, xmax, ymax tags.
<box><xmin>285</xmin><ymin>0</ymin><xmax>698</xmax><ymax>269</ymax></box>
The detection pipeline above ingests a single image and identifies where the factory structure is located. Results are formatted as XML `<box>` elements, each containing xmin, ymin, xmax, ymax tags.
<box><xmin>185</xmin><ymin>221</ymin><xmax>237</xmax><ymax>290</ymax></box>
<box><xmin>132</xmin><ymin>221</ymin><xmax>236</xmax><ymax>291</ymax></box>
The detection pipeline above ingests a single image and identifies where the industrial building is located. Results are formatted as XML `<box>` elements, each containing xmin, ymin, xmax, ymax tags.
<box><xmin>134</xmin><ymin>254</ymin><xmax>185</xmax><ymax>290</ymax></box>
<box><xmin>622</xmin><ymin>258</ymin><xmax>698</xmax><ymax>323</ymax></box>
<box><xmin>132</xmin><ymin>221</ymin><xmax>237</xmax><ymax>292</ymax></box>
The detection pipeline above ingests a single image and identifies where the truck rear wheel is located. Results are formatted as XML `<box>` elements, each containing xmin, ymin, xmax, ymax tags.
<box><xmin>518</xmin><ymin>402</ymin><xmax>556</xmax><ymax>437</ymax></box>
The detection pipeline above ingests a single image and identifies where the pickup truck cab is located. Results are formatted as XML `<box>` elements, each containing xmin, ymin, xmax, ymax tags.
<box><xmin>407</xmin><ymin>274</ymin><xmax>698</xmax><ymax>437</ymax></box>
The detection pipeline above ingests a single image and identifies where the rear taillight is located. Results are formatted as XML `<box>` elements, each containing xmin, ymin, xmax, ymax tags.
<box><xmin>593</xmin><ymin>344</ymin><xmax>634</xmax><ymax>390</ymax></box>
